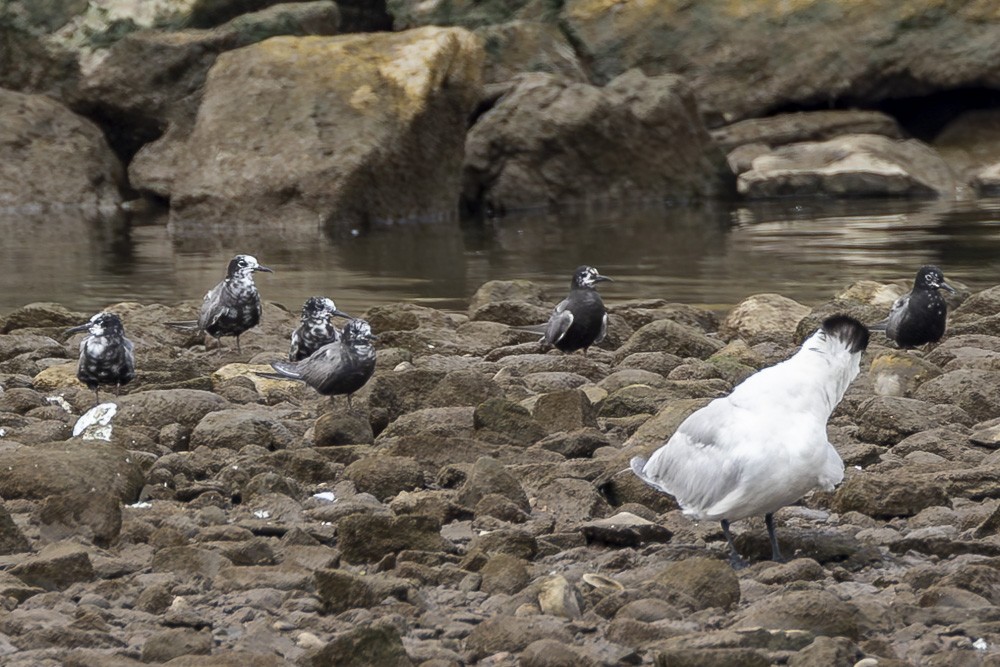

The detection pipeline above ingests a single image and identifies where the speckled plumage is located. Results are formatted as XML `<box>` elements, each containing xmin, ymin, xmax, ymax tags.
<box><xmin>877</xmin><ymin>265</ymin><xmax>955</xmax><ymax>349</ymax></box>
<box><xmin>289</xmin><ymin>297</ymin><xmax>350</xmax><ymax>361</ymax></box>
<box><xmin>543</xmin><ymin>266</ymin><xmax>612</xmax><ymax>355</ymax></box>
<box><xmin>67</xmin><ymin>312</ymin><xmax>135</xmax><ymax>404</ymax></box>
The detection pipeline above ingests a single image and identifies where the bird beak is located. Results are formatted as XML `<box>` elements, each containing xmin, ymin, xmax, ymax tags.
<box><xmin>331</xmin><ymin>309</ymin><xmax>351</xmax><ymax>320</ymax></box>
<box><xmin>255</xmin><ymin>265</ymin><xmax>274</xmax><ymax>273</ymax></box>
<box><xmin>595</xmin><ymin>275</ymin><xmax>613</xmax><ymax>283</ymax></box>
<box><xmin>65</xmin><ymin>323</ymin><xmax>90</xmax><ymax>335</ymax></box>
<box><xmin>938</xmin><ymin>280</ymin><xmax>956</xmax><ymax>294</ymax></box>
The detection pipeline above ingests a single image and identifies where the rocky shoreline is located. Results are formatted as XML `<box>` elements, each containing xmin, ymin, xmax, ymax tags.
<box><xmin>1</xmin><ymin>276</ymin><xmax>1000</xmax><ymax>665</ymax></box>
<box><xmin>6</xmin><ymin>1</ymin><xmax>1000</xmax><ymax>228</ymax></box>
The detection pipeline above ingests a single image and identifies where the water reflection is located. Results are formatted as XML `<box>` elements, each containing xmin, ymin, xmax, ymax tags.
<box><xmin>2</xmin><ymin>198</ymin><xmax>1000</xmax><ymax>317</ymax></box>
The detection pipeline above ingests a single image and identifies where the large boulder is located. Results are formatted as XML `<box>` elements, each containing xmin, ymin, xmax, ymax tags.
<box><xmin>0</xmin><ymin>88</ymin><xmax>124</xmax><ymax>210</ymax></box>
<box><xmin>78</xmin><ymin>1</ymin><xmax>343</xmax><ymax>160</ymax></box>
<box><xmin>463</xmin><ymin>70</ymin><xmax>726</xmax><ymax>213</ymax></box>
<box><xmin>138</xmin><ymin>27</ymin><xmax>484</xmax><ymax>233</ymax></box>
<box><xmin>735</xmin><ymin>134</ymin><xmax>956</xmax><ymax>199</ymax></box>
<box><xmin>561</xmin><ymin>0</ymin><xmax>1000</xmax><ymax>124</ymax></box>
<box><xmin>0</xmin><ymin>441</ymin><xmax>144</xmax><ymax>502</ymax></box>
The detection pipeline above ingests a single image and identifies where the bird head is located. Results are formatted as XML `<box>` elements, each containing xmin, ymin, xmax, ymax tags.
<box><xmin>227</xmin><ymin>254</ymin><xmax>273</xmax><ymax>279</ymax></box>
<box><xmin>807</xmin><ymin>314</ymin><xmax>870</xmax><ymax>355</ymax></box>
<box><xmin>915</xmin><ymin>265</ymin><xmax>955</xmax><ymax>293</ymax></box>
<box><xmin>572</xmin><ymin>265</ymin><xmax>613</xmax><ymax>289</ymax></box>
<box><xmin>343</xmin><ymin>319</ymin><xmax>377</xmax><ymax>344</ymax></box>
<box><xmin>302</xmin><ymin>296</ymin><xmax>350</xmax><ymax>321</ymax></box>
<box><xmin>66</xmin><ymin>312</ymin><xmax>125</xmax><ymax>337</ymax></box>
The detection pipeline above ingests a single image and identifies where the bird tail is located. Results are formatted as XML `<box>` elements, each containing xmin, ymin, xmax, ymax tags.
<box><xmin>511</xmin><ymin>324</ymin><xmax>547</xmax><ymax>335</ymax></box>
<box><xmin>165</xmin><ymin>320</ymin><xmax>199</xmax><ymax>331</ymax></box>
<box><xmin>629</xmin><ymin>456</ymin><xmax>652</xmax><ymax>485</ymax></box>
<box><xmin>867</xmin><ymin>319</ymin><xmax>889</xmax><ymax>332</ymax></box>
<box><xmin>261</xmin><ymin>360</ymin><xmax>304</xmax><ymax>380</ymax></box>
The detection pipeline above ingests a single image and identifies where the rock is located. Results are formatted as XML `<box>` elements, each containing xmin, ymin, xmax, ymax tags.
<box><xmin>734</xmin><ymin>589</ymin><xmax>860</xmax><ymax>639</ymax></box>
<box><xmin>915</xmin><ymin>368</ymin><xmax>1000</xmax><ymax>422</ymax></box>
<box><xmin>379</xmin><ymin>406</ymin><xmax>476</xmax><ymax>441</ymax></box>
<box><xmin>651</xmin><ymin>557</ymin><xmax>740</xmax><ymax>611</ymax></box>
<box><xmin>457</xmin><ymin>457</ymin><xmax>530</xmax><ymax>512</ymax></box>
<box><xmin>536</xmin><ymin>428</ymin><xmax>609</xmax><ymax>459</ymax></box>
<box><xmin>719</xmin><ymin>293</ymin><xmax>811</xmax><ymax>344</ymax></box>
<box><xmin>313</xmin><ymin>568</ymin><xmax>413</xmax><ymax>614</ymax></box>
<box><xmin>562</xmin><ymin>1</ymin><xmax>1000</xmax><ymax>124</ymax></box>
<box><xmin>313</xmin><ymin>411</ymin><xmax>374</xmax><ymax>445</ymax></box>
<box><xmin>115</xmin><ymin>389</ymin><xmax>228</xmax><ymax>429</ymax></box>
<box><xmin>141</xmin><ymin>628</ymin><xmax>213</xmax><ymax>663</ymax></box>
<box><xmin>736</xmin><ymin>134</ymin><xmax>955</xmax><ymax>199</ymax></box>
<box><xmin>0</xmin><ymin>440</ymin><xmax>144</xmax><ymax>502</ymax></box>
<box><xmin>337</xmin><ymin>514</ymin><xmax>452</xmax><ymax>564</ymax></box>
<box><xmin>189</xmin><ymin>409</ymin><xmax>296</xmax><ymax>451</ymax></box>
<box><xmin>473</xmin><ymin>398</ymin><xmax>548</xmax><ymax>445</ymax></box>
<box><xmin>712</xmin><ymin>110</ymin><xmax>904</xmax><ymax>152</ymax></box>
<box><xmin>615</xmin><ymin>319</ymin><xmax>724</xmax><ymax>362</ymax></box>
<box><xmin>367</xmin><ymin>369</ymin><xmax>448</xmax><ymax>422</ymax></box>
<box><xmin>38</xmin><ymin>491</ymin><xmax>121</xmax><ymax>548</ymax></box>
<box><xmin>537</xmin><ymin>574</ymin><xmax>583</xmax><ymax>619</ymax></box>
<box><xmin>580</xmin><ymin>512</ymin><xmax>673</xmax><ymax>547</ymax></box>
<box><xmin>424</xmin><ymin>369</ymin><xmax>503</xmax><ymax>408</ymax></box>
<box><xmin>788</xmin><ymin>637</ymin><xmax>863</xmax><ymax>667</ymax></box>
<box><xmin>623</xmin><ymin>397</ymin><xmax>712</xmax><ymax>451</ymax></box>
<box><xmin>470</xmin><ymin>300</ymin><xmax>552</xmax><ymax>327</ymax></box>
<box><xmin>152</xmin><ymin>546</ymin><xmax>232</xmax><ymax>580</ymax></box>
<box><xmin>467</xmin><ymin>527</ymin><xmax>538</xmax><ymax>561</ymax></box>
<box><xmin>10</xmin><ymin>541</ymin><xmax>95</xmax><ymax>591</ymax></box>
<box><xmin>463</xmin><ymin>70</ymin><xmax>724</xmax><ymax>213</ymax></box>
<box><xmin>869</xmin><ymin>351</ymin><xmax>943</xmax><ymax>397</ymax></box>
<box><xmin>474</xmin><ymin>493</ymin><xmax>528</xmax><ymax>523</ymax></box>
<box><xmin>80</xmin><ymin>2</ymin><xmax>343</xmax><ymax>162</ymax></box>
<box><xmin>520</xmin><ymin>639</ymin><xmax>598</xmax><ymax>667</ymax></box>
<box><xmin>534</xmin><ymin>477</ymin><xmax>610</xmax><ymax>532</ymax></box>
<box><xmin>152</xmin><ymin>27</ymin><xmax>483</xmax><ymax>233</ymax></box>
<box><xmin>342</xmin><ymin>455</ymin><xmax>425</xmax><ymax>500</ymax></box>
<box><xmin>972</xmin><ymin>162</ymin><xmax>1000</xmax><ymax>197</ymax></box>
<box><xmin>468</xmin><ymin>279</ymin><xmax>547</xmax><ymax>313</ymax></box>
<box><xmin>531</xmin><ymin>389</ymin><xmax>597</xmax><ymax>434</ymax></box>
<box><xmin>476</xmin><ymin>20</ymin><xmax>588</xmax><ymax>85</ymax></box>
<box><xmin>833</xmin><ymin>473</ymin><xmax>951</xmax><ymax>518</ymax></box>
<box><xmin>854</xmin><ymin>396</ymin><xmax>971</xmax><ymax>446</ymax></box>
<box><xmin>0</xmin><ymin>502</ymin><xmax>31</xmax><ymax>555</ymax></box>
<box><xmin>480</xmin><ymin>553</ymin><xmax>530</xmax><ymax>595</ymax></box>
<box><xmin>0</xmin><ymin>89</ymin><xmax>123</xmax><ymax>211</ymax></box>
<box><xmin>305</xmin><ymin>624</ymin><xmax>414</xmax><ymax>667</ymax></box>
<box><xmin>651</xmin><ymin>648</ymin><xmax>769</xmax><ymax>667</ymax></box>
<box><xmin>465</xmin><ymin>615</ymin><xmax>573</xmax><ymax>662</ymax></box>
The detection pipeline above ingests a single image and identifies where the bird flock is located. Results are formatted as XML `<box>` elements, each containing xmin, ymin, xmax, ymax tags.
<box><xmin>67</xmin><ymin>259</ymin><xmax>958</xmax><ymax>567</ymax></box>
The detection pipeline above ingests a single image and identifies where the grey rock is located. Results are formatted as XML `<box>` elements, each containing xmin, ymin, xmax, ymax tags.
<box><xmin>480</xmin><ymin>553</ymin><xmax>530</xmax><ymax>595</ymax></box>
<box><xmin>0</xmin><ymin>440</ymin><xmax>144</xmax><ymax>502</ymax></box>
<box><xmin>314</xmin><ymin>411</ymin><xmax>375</xmax><ymax>445</ymax></box>
<box><xmin>615</xmin><ymin>319</ymin><xmax>724</xmax><ymax>362</ymax></box>
<box><xmin>190</xmin><ymin>409</ymin><xmax>296</xmax><ymax>451</ymax></box>
<box><xmin>833</xmin><ymin>472</ymin><xmax>951</xmax><ymax>518</ymax></box>
<box><xmin>457</xmin><ymin>457</ymin><xmax>530</xmax><ymax>512</ymax></box>
<box><xmin>11</xmin><ymin>541</ymin><xmax>95</xmax><ymax>591</ymax></box>
<box><xmin>342</xmin><ymin>455</ymin><xmax>425</xmax><ymax>501</ymax></box>
<box><xmin>915</xmin><ymin>369</ymin><xmax>1000</xmax><ymax>422</ymax></box>
<box><xmin>651</xmin><ymin>557</ymin><xmax>740</xmax><ymax>611</ymax></box>
<box><xmin>465</xmin><ymin>615</ymin><xmax>573</xmax><ymax>662</ymax></box>
<box><xmin>38</xmin><ymin>491</ymin><xmax>121</xmax><ymax>548</ymax></box>
<box><xmin>855</xmin><ymin>396</ymin><xmax>971</xmax><ymax>446</ymax></box>
<box><xmin>140</xmin><ymin>628</ymin><xmax>213</xmax><ymax>663</ymax></box>
<box><xmin>734</xmin><ymin>589</ymin><xmax>860</xmax><ymax>640</ymax></box>
<box><xmin>337</xmin><ymin>514</ymin><xmax>453</xmax><ymax>564</ymax></box>
<box><xmin>304</xmin><ymin>623</ymin><xmax>414</xmax><ymax>667</ymax></box>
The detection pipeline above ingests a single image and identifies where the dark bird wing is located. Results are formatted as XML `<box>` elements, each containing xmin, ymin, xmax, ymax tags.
<box><xmin>883</xmin><ymin>293</ymin><xmax>910</xmax><ymax>340</ymax></box>
<box><xmin>595</xmin><ymin>312</ymin><xmax>608</xmax><ymax>344</ymax></box>
<box><xmin>198</xmin><ymin>281</ymin><xmax>228</xmax><ymax>331</ymax></box>
<box><xmin>264</xmin><ymin>359</ymin><xmax>305</xmax><ymax>380</ymax></box>
<box><xmin>544</xmin><ymin>298</ymin><xmax>574</xmax><ymax>345</ymax></box>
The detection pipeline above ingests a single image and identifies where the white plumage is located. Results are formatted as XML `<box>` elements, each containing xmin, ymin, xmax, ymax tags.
<box><xmin>631</xmin><ymin>314</ymin><xmax>869</xmax><ymax>565</ymax></box>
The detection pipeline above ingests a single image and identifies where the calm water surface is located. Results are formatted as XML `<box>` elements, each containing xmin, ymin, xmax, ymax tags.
<box><xmin>3</xmin><ymin>198</ymin><xmax>1000</xmax><ymax>318</ymax></box>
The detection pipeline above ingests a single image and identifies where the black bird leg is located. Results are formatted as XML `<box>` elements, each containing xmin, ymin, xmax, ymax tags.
<box><xmin>720</xmin><ymin>519</ymin><xmax>749</xmax><ymax>569</ymax></box>
<box><xmin>235</xmin><ymin>335</ymin><xmax>242</xmax><ymax>354</ymax></box>
<box><xmin>765</xmin><ymin>513</ymin><xmax>786</xmax><ymax>563</ymax></box>
<box><xmin>93</xmin><ymin>388</ymin><xmax>100</xmax><ymax>406</ymax></box>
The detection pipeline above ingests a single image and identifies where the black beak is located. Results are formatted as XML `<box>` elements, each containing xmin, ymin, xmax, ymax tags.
<box><xmin>255</xmin><ymin>265</ymin><xmax>274</xmax><ymax>273</ymax></box>
<box><xmin>331</xmin><ymin>309</ymin><xmax>351</xmax><ymax>320</ymax></box>
<box><xmin>938</xmin><ymin>280</ymin><xmax>956</xmax><ymax>294</ymax></box>
<box><xmin>595</xmin><ymin>275</ymin><xmax>613</xmax><ymax>283</ymax></box>
<box><xmin>65</xmin><ymin>323</ymin><xmax>90</xmax><ymax>335</ymax></box>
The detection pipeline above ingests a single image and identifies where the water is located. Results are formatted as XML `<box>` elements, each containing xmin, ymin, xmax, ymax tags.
<box><xmin>3</xmin><ymin>197</ymin><xmax>1000</xmax><ymax>318</ymax></box>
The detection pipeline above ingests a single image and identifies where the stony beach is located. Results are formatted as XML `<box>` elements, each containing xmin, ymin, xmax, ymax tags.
<box><xmin>0</xmin><ymin>276</ymin><xmax>999</xmax><ymax>666</ymax></box>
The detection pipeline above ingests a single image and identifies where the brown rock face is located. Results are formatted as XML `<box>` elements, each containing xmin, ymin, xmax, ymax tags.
<box><xmin>0</xmin><ymin>89</ymin><xmax>124</xmax><ymax>211</ymax></box>
<box><xmin>463</xmin><ymin>70</ymin><xmax>726</xmax><ymax>213</ymax></box>
<box><xmin>138</xmin><ymin>27</ymin><xmax>483</xmax><ymax>234</ymax></box>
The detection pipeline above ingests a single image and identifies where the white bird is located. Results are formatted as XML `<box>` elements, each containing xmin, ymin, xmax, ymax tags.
<box><xmin>631</xmin><ymin>314</ymin><xmax>870</xmax><ymax>567</ymax></box>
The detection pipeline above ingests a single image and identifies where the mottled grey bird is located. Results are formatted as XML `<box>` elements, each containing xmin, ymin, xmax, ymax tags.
<box><xmin>631</xmin><ymin>315</ymin><xmax>870</xmax><ymax>568</ymax></box>
<box><xmin>66</xmin><ymin>312</ymin><xmax>136</xmax><ymax>405</ymax></box>
<box><xmin>289</xmin><ymin>296</ymin><xmax>351</xmax><ymax>361</ymax></box>
<box><xmin>870</xmin><ymin>265</ymin><xmax>955</xmax><ymax>349</ymax></box>
<box><xmin>167</xmin><ymin>254</ymin><xmax>272</xmax><ymax>353</ymax></box>
<box><xmin>541</xmin><ymin>265</ymin><xmax>612</xmax><ymax>355</ymax></box>
<box><xmin>259</xmin><ymin>319</ymin><xmax>376</xmax><ymax>408</ymax></box>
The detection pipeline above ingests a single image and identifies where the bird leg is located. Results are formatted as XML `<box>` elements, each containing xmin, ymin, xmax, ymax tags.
<box><xmin>93</xmin><ymin>388</ymin><xmax>101</xmax><ymax>406</ymax></box>
<box><xmin>765</xmin><ymin>513</ymin><xmax>786</xmax><ymax>563</ymax></box>
<box><xmin>235</xmin><ymin>335</ymin><xmax>242</xmax><ymax>355</ymax></box>
<box><xmin>720</xmin><ymin>519</ymin><xmax>749</xmax><ymax>569</ymax></box>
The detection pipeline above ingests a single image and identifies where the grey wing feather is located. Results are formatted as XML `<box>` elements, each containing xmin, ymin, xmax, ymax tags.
<box><xmin>884</xmin><ymin>294</ymin><xmax>909</xmax><ymax>339</ymax></box>
<box><xmin>300</xmin><ymin>345</ymin><xmax>343</xmax><ymax>387</ymax></box>
<box><xmin>544</xmin><ymin>299</ymin><xmax>573</xmax><ymax>345</ymax></box>
<box><xmin>268</xmin><ymin>359</ymin><xmax>304</xmax><ymax>380</ymax></box>
<box><xmin>198</xmin><ymin>283</ymin><xmax>225</xmax><ymax>330</ymax></box>
<box><xmin>595</xmin><ymin>312</ymin><xmax>608</xmax><ymax>344</ymax></box>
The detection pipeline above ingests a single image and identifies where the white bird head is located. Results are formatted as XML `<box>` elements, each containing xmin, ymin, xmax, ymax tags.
<box><xmin>227</xmin><ymin>254</ymin><xmax>273</xmax><ymax>279</ymax></box>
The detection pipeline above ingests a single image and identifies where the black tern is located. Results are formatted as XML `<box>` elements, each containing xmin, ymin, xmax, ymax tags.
<box><xmin>870</xmin><ymin>265</ymin><xmax>955</xmax><ymax>349</ymax></box>
<box><xmin>289</xmin><ymin>296</ymin><xmax>351</xmax><ymax>362</ymax></box>
<box><xmin>167</xmin><ymin>254</ymin><xmax>272</xmax><ymax>353</ymax></box>
<box><xmin>540</xmin><ymin>265</ymin><xmax>612</xmax><ymax>355</ymax></box>
<box><xmin>631</xmin><ymin>315</ymin><xmax>870</xmax><ymax>568</ymax></box>
<box><xmin>66</xmin><ymin>312</ymin><xmax>136</xmax><ymax>405</ymax></box>
<box><xmin>258</xmin><ymin>319</ymin><xmax>376</xmax><ymax>409</ymax></box>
